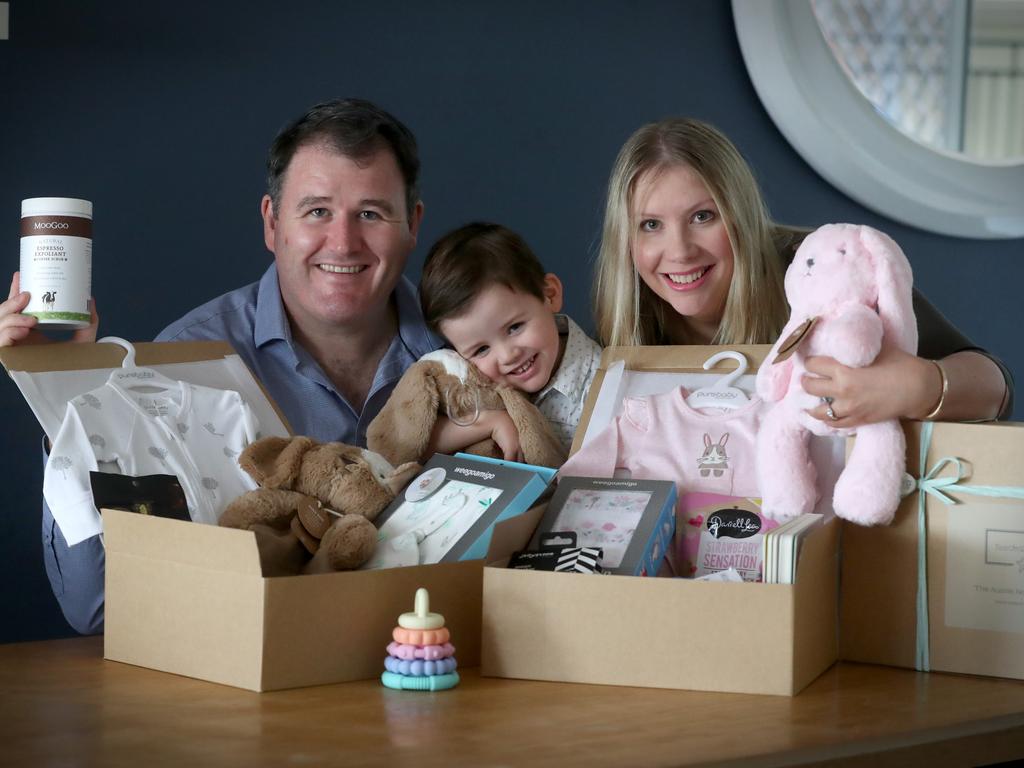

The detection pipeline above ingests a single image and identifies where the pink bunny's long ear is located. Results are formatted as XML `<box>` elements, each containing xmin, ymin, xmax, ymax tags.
<box><xmin>756</xmin><ymin>314</ymin><xmax>802</xmax><ymax>402</ymax></box>
<box><xmin>859</xmin><ymin>226</ymin><xmax>918</xmax><ymax>355</ymax></box>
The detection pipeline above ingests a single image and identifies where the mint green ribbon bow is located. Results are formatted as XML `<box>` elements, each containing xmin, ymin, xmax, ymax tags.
<box><xmin>915</xmin><ymin>421</ymin><xmax>1024</xmax><ymax>671</ymax></box>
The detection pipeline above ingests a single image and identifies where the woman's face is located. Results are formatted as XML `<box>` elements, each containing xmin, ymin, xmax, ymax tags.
<box><xmin>630</xmin><ymin>164</ymin><xmax>735</xmax><ymax>342</ymax></box>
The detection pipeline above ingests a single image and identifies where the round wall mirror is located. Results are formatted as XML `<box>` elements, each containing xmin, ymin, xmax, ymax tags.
<box><xmin>813</xmin><ymin>0</ymin><xmax>1024</xmax><ymax>163</ymax></box>
<box><xmin>733</xmin><ymin>0</ymin><xmax>1024</xmax><ymax>239</ymax></box>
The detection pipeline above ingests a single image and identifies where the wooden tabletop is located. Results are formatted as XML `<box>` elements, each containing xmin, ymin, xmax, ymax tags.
<box><xmin>2</xmin><ymin>637</ymin><xmax>1024</xmax><ymax>767</ymax></box>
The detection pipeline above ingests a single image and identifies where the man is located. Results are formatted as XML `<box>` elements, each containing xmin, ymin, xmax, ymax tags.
<box><xmin>1</xmin><ymin>99</ymin><xmax>440</xmax><ymax>633</ymax></box>
<box><xmin>157</xmin><ymin>98</ymin><xmax>439</xmax><ymax>443</ymax></box>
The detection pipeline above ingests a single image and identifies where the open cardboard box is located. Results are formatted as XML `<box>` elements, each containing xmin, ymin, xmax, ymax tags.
<box><xmin>481</xmin><ymin>345</ymin><xmax>843</xmax><ymax>696</ymax></box>
<box><xmin>1</xmin><ymin>340</ymin><xmax>533</xmax><ymax>691</ymax></box>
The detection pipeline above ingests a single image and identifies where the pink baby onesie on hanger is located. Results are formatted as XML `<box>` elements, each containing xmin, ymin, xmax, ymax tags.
<box><xmin>559</xmin><ymin>387</ymin><xmax>764</xmax><ymax>497</ymax></box>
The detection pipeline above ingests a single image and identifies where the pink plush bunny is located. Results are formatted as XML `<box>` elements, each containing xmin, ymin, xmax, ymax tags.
<box><xmin>755</xmin><ymin>223</ymin><xmax>917</xmax><ymax>526</ymax></box>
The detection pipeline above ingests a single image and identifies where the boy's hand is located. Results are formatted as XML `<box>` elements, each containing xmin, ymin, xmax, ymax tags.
<box><xmin>485</xmin><ymin>411</ymin><xmax>524</xmax><ymax>463</ymax></box>
<box><xmin>426</xmin><ymin>409</ymin><xmax>524</xmax><ymax>463</ymax></box>
<box><xmin>0</xmin><ymin>272</ymin><xmax>99</xmax><ymax>347</ymax></box>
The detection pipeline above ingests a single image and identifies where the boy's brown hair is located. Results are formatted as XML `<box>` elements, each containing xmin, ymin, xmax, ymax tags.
<box><xmin>420</xmin><ymin>222</ymin><xmax>548</xmax><ymax>332</ymax></box>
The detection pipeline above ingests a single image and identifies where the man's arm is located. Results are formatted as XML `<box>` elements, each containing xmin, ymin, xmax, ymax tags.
<box><xmin>3</xmin><ymin>272</ymin><xmax>105</xmax><ymax>634</ymax></box>
<box><xmin>40</xmin><ymin>440</ymin><xmax>104</xmax><ymax>634</ymax></box>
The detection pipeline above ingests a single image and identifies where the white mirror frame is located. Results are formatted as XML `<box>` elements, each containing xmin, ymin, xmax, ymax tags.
<box><xmin>732</xmin><ymin>0</ymin><xmax>1024</xmax><ymax>239</ymax></box>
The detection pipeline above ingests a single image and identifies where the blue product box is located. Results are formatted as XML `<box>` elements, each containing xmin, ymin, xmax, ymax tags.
<box><xmin>364</xmin><ymin>453</ymin><xmax>553</xmax><ymax>568</ymax></box>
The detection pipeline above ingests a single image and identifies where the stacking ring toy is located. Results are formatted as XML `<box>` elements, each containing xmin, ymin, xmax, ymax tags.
<box><xmin>383</xmin><ymin>587</ymin><xmax>459</xmax><ymax>692</ymax></box>
<box><xmin>381</xmin><ymin>671</ymin><xmax>460</xmax><ymax>691</ymax></box>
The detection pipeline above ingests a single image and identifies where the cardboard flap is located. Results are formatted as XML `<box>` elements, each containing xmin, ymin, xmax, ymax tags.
<box><xmin>0</xmin><ymin>339</ymin><xmax>238</xmax><ymax>373</ymax></box>
<box><xmin>102</xmin><ymin>508</ymin><xmax>264</xmax><ymax>576</ymax></box>
<box><xmin>485</xmin><ymin>503</ymin><xmax>546</xmax><ymax>564</ymax></box>
<box><xmin>1</xmin><ymin>339</ymin><xmax>293</xmax><ymax>440</ymax></box>
<box><xmin>792</xmin><ymin>517</ymin><xmax>840</xmax><ymax>692</ymax></box>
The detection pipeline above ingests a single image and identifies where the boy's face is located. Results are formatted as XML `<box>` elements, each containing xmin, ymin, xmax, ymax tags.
<box><xmin>440</xmin><ymin>276</ymin><xmax>564</xmax><ymax>394</ymax></box>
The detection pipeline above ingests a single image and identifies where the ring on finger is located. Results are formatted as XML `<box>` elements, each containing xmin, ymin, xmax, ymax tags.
<box><xmin>826</xmin><ymin>405</ymin><xmax>838</xmax><ymax>421</ymax></box>
<box><xmin>821</xmin><ymin>396</ymin><xmax>834</xmax><ymax>406</ymax></box>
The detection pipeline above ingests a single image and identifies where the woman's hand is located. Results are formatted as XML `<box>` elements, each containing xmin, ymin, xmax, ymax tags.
<box><xmin>0</xmin><ymin>272</ymin><xmax>99</xmax><ymax>347</ymax></box>
<box><xmin>801</xmin><ymin>346</ymin><xmax>941</xmax><ymax>428</ymax></box>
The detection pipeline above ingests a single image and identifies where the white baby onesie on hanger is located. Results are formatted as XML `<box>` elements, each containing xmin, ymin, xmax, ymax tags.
<box><xmin>43</xmin><ymin>379</ymin><xmax>260</xmax><ymax>546</ymax></box>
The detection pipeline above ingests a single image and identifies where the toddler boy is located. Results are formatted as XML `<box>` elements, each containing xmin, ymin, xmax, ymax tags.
<box><xmin>419</xmin><ymin>222</ymin><xmax>601</xmax><ymax>461</ymax></box>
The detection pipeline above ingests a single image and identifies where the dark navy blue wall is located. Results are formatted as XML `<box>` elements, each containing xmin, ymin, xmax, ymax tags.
<box><xmin>2</xmin><ymin>1</ymin><xmax>1020</xmax><ymax>642</ymax></box>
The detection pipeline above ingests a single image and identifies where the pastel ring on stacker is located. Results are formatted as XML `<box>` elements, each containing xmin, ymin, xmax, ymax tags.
<box><xmin>392</xmin><ymin>626</ymin><xmax>450</xmax><ymax>646</ymax></box>
<box><xmin>384</xmin><ymin>656</ymin><xmax>458</xmax><ymax>676</ymax></box>
<box><xmin>387</xmin><ymin>641</ymin><xmax>456</xmax><ymax>661</ymax></box>
<box><xmin>381</xmin><ymin>671</ymin><xmax>460</xmax><ymax>691</ymax></box>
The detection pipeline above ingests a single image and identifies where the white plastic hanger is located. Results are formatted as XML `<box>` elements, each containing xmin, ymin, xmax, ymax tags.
<box><xmin>100</xmin><ymin>336</ymin><xmax>179</xmax><ymax>393</ymax></box>
<box><xmin>685</xmin><ymin>350</ymin><xmax>751</xmax><ymax>411</ymax></box>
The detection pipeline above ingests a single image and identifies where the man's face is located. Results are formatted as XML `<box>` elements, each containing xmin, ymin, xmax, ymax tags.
<box><xmin>261</xmin><ymin>143</ymin><xmax>422</xmax><ymax>334</ymax></box>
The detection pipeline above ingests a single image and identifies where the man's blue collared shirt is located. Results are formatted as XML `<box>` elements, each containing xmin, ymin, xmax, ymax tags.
<box><xmin>155</xmin><ymin>264</ymin><xmax>441</xmax><ymax>445</ymax></box>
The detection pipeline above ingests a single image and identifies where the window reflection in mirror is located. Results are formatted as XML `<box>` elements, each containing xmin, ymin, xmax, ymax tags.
<box><xmin>812</xmin><ymin>0</ymin><xmax>1024</xmax><ymax>163</ymax></box>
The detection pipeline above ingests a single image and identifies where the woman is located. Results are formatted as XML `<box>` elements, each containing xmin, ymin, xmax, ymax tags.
<box><xmin>592</xmin><ymin>118</ymin><xmax>1012</xmax><ymax>425</ymax></box>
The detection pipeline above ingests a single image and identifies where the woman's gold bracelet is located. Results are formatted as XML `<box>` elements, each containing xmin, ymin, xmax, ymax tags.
<box><xmin>922</xmin><ymin>359</ymin><xmax>948</xmax><ymax>421</ymax></box>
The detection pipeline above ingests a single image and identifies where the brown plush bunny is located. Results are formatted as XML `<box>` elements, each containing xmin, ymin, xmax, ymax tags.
<box><xmin>366</xmin><ymin>349</ymin><xmax>567</xmax><ymax>469</ymax></box>
<box><xmin>219</xmin><ymin>436</ymin><xmax>421</xmax><ymax>575</ymax></box>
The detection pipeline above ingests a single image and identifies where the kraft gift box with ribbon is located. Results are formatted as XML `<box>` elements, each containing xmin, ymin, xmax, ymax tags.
<box><xmin>841</xmin><ymin>420</ymin><xmax>1024</xmax><ymax>680</ymax></box>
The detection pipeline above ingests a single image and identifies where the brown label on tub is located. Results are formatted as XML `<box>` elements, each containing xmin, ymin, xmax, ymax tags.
<box><xmin>20</xmin><ymin>216</ymin><xmax>92</xmax><ymax>238</ymax></box>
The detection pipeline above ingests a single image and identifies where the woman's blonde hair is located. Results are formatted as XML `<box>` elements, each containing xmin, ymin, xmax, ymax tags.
<box><xmin>593</xmin><ymin>118</ymin><xmax>793</xmax><ymax>347</ymax></box>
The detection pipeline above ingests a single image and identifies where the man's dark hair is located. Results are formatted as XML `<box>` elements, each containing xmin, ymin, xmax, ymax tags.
<box><xmin>266</xmin><ymin>98</ymin><xmax>420</xmax><ymax>219</ymax></box>
<box><xmin>420</xmin><ymin>222</ymin><xmax>548</xmax><ymax>333</ymax></box>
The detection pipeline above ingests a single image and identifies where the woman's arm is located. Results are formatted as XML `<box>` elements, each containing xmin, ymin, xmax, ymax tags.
<box><xmin>803</xmin><ymin>347</ymin><xmax>1009</xmax><ymax>426</ymax></box>
<box><xmin>800</xmin><ymin>287</ymin><xmax>1012</xmax><ymax>426</ymax></box>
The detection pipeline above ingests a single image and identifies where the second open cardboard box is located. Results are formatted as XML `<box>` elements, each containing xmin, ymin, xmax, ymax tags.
<box><xmin>480</xmin><ymin>345</ymin><xmax>842</xmax><ymax>696</ymax></box>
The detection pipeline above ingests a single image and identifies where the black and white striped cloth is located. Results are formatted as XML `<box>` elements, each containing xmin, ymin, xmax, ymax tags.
<box><xmin>554</xmin><ymin>546</ymin><xmax>603</xmax><ymax>573</ymax></box>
